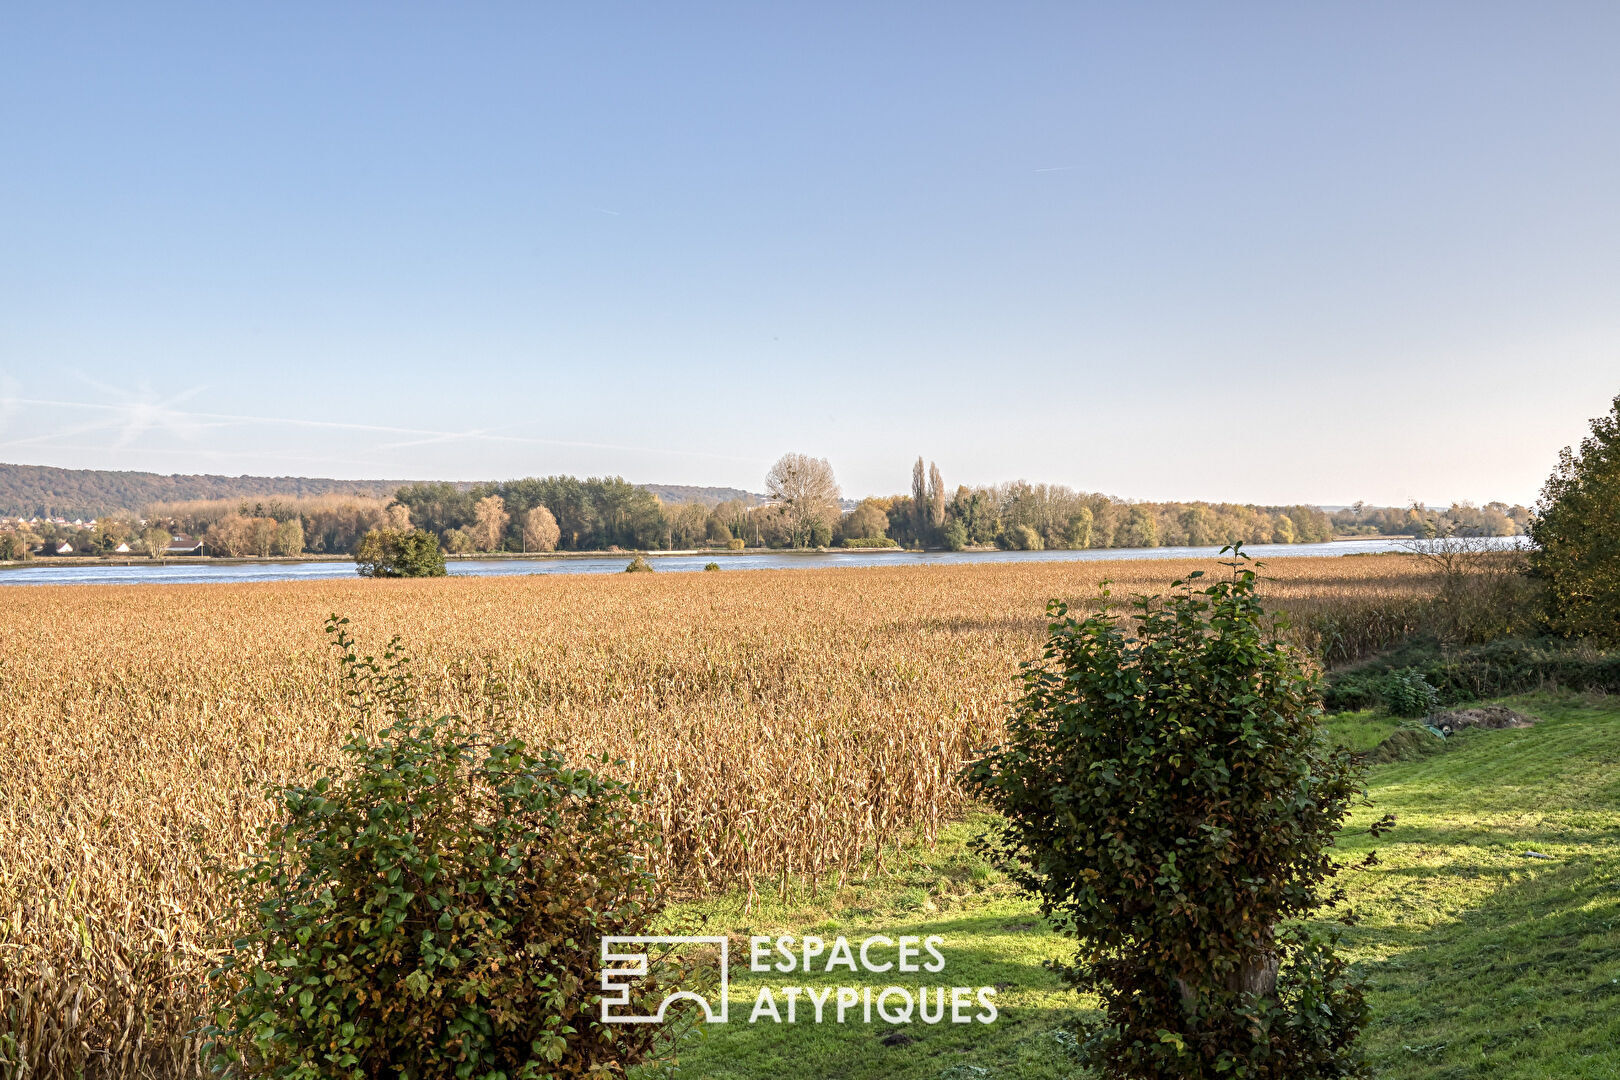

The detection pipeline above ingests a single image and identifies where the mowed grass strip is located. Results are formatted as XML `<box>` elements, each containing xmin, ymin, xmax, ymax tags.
<box><xmin>651</xmin><ymin>694</ymin><xmax>1620</xmax><ymax>1080</ymax></box>
<box><xmin>1335</xmin><ymin>695</ymin><xmax>1620</xmax><ymax>1079</ymax></box>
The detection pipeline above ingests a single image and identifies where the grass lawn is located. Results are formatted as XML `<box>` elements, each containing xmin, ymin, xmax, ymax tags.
<box><xmin>635</xmin><ymin>693</ymin><xmax>1620</xmax><ymax>1079</ymax></box>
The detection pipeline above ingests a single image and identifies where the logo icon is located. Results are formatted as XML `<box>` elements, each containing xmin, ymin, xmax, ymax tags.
<box><xmin>600</xmin><ymin>936</ymin><xmax>730</xmax><ymax>1024</ymax></box>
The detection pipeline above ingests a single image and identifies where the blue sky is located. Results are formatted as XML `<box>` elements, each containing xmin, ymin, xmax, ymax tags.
<box><xmin>2</xmin><ymin>3</ymin><xmax>1617</xmax><ymax>504</ymax></box>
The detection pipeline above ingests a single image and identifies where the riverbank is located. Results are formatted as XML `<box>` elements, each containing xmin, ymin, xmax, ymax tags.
<box><xmin>0</xmin><ymin>535</ymin><xmax>1528</xmax><ymax>587</ymax></box>
<box><xmin>0</xmin><ymin>545</ymin><xmax>899</xmax><ymax>572</ymax></box>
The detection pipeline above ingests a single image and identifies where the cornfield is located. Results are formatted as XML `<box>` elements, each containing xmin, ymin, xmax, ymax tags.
<box><xmin>0</xmin><ymin>555</ymin><xmax>1440</xmax><ymax>1078</ymax></box>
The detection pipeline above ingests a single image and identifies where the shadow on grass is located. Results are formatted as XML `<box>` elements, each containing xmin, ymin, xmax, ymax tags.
<box><xmin>650</xmin><ymin>908</ymin><xmax>1096</xmax><ymax>1080</ymax></box>
<box><xmin>1339</xmin><ymin>844</ymin><xmax>1620</xmax><ymax>1079</ymax></box>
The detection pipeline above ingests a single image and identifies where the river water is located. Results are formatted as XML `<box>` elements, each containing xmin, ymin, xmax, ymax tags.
<box><xmin>0</xmin><ymin>536</ymin><xmax>1528</xmax><ymax>587</ymax></box>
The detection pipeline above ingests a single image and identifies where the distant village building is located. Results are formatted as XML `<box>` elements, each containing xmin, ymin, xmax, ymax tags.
<box><xmin>114</xmin><ymin>542</ymin><xmax>132</xmax><ymax>553</ymax></box>
<box><xmin>165</xmin><ymin>534</ymin><xmax>204</xmax><ymax>555</ymax></box>
<box><xmin>55</xmin><ymin>542</ymin><xmax>73</xmax><ymax>555</ymax></box>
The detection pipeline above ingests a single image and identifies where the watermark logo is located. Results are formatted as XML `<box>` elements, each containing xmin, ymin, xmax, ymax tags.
<box><xmin>599</xmin><ymin>934</ymin><xmax>999</xmax><ymax>1026</ymax></box>
<box><xmin>601</xmin><ymin>936</ymin><xmax>730</xmax><ymax>1024</ymax></box>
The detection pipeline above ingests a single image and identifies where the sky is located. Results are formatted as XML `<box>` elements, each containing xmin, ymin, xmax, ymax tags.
<box><xmin>2</xmin><ymin>3</ymin><xmax>1618</xmax><ymax>506</ymax></box>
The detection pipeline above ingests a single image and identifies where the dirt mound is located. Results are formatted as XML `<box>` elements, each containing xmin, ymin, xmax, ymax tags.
<box><xmin>1361</xmin><ymin>726</ymin><xmax>1445</xmax><ymax>764</ymax></box>
<box><xmin>1430</xmin><ymin>706</ymin><xmax>1538</xmax><ymax>735</ymax></box>
<box><xmin>1358</xmin><ymin>707</ymin><xmax>1539</xmax><ymax>765</ymax></box>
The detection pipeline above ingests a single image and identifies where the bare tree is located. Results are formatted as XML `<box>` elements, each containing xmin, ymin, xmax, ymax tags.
<box><xmin>472</xmin><ymin>495</ymin><xmax>509</xmax><ymax>552</ymax></box>
<box><xmin>664</xmin><ymin>501</ymin><xmax>710</xmax><ymax>549</ymax></box>
<box><xmin>522</xmin><ymin>505</ymin><xmax>561</xmax><ymax>552</ymax></box>
<box><xmin>1402</xmin><ymin>533</ymin><xmax>1533</xmax><ymax>645</ymax></box>
<box><xmin>765</xmin><ymin>453</ymin><xmax>841</xmax><ymax>548</ymax></box>
<box><xmin>1401</xmin><ymin>532</ymin><xmax>1526</xmax><ymax>574</ymax></box>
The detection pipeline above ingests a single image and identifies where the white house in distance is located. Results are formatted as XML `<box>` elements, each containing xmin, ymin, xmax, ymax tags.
<box><xmin>55</xmin><ymin>542</ymin><xmax>73</xmax><ymax>555</ymax></box>
<box><xmin>164</xmin><ymin>534</ymin><xmax>204</xmax><ymax>555</ymax></box>
<box><xmin>114</xmin><ymin>542</ymin><xmax>132</xmax><ymax>553</ymax></box>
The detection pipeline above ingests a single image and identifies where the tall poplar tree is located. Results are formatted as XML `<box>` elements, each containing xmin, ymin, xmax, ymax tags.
<box><xmin>911</xmin><ymin>457</ymin><xmax>928</xmax><ymax>538</ymax></box>
<box><xmin>927</xmin><ymin>462</ymin><xmax>946</xmax><ymax>532</ymax></box>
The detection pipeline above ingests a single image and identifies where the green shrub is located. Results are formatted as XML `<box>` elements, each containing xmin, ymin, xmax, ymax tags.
<box><xmin>839</xmin><ymin>536</ymin><xmax>900</xmax><ymax>548</ymax></box>
<box><xmin>726</xmin><ymin>537</ymin><xmax>745</xmax><ymax>550</ymax></box>
<box><xmin>703</xmin><ymin>561</ymin><xmax>721</xmax><ymax>571</ymax></box>
<box><xmin>1433</xmin><ymin>636</ymin><xmax>1620</xmax><ymax>698</ymax></box>
<box><xmin>1006</xmin><ymin>523</ymin><xmax>1043</xmax><ymax>551</ymax></box>
<box><xmin>942</xmin><ymin>520</ymin><xmax>968</xmax><ymax>551</ymax></box>
<box><xmin>1382</xmin><ymin>669</ymin><xmax>1439</xmax><ymax>717</ymax></box>
<box><xmin>207</xmin><ymin>618</ymin><xmax>675</xmax><ymax>1080</ymax></box>
<box><xmin>354</xmin><ymin>528</ymin><xmax>447</xmax><ymax>578</ymax></box>
<box><xmin>1322</xmin><ymin>635</ymin><xmax>1620</xmax><ymax>712</ymax></box>
<box><xmin>1319</xmin><ymin>670</ymin><xmax>1385</xmax><ymax>713</ymax></box>
<box><xmin>963</xmin><ymin>552</ymin><xmax>1371</xmax><ymax>1079</ymax></box>
<box><xmin>625</xmin><ymin>555</ymin><xmax>654</xmax><ymax>573</ymax></box>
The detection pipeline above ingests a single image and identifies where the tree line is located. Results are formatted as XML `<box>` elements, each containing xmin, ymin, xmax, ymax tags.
<box><xmin>3</xmin><ymin>495</ymin><xmax>402</xmax><ymax>559</ymax></box>
<box><xmin>385</xmin><ymin>461</ymin><xmax>1349</xmax><ymax>555</ymax></box>
<box><xmin>846</xmin><ymin>462</ymin><xmax>1339</xmax><ymax>551</ymax></box>
<box><xmin>1329</xmin><ymin>499</ymin><xmax>1528</xmax><ymax>538</ymax></box>
<box><xmin>0</xmin><ymin>455</ymin><xmax>1531</xmax><ymax>561</ymax></box>
<box><xmin>835</xmin><ymin>458</ymin><xmax>1525</xmax><ymax>552</ymax></box>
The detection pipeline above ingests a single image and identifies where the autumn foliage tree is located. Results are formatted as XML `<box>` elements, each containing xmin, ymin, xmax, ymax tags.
<box><xmin>842</xmin><ymin>498</ymin><xmax>890</xmax><ymax>541</ymax></box>
<box><xmin>204</xmin><ymin>514</ymin><xmax>278</xmax><ymax>557</ymax></box>
<box><xmin>521</xmin><ymin>504</ymin><xmax>561</xmax><ymax>552</ymax></box>
<box><xmin>928</xmin><ymin>462</ymin><xmax>946</xmax><ymax>533</ymax></box>
<box><xmin>142</xmin><ymin>526</ymin><xmax>172</xmax><ymax>557</ymax></box>
<box><xmin>273</xmin><ymin>518</ymin><xmax>304</xmax><ymax>556</ymax></box>
<box><xmin>472</xmin><ymin>495</ymin><xmax>509</xmax><ymax>552</ymax></box>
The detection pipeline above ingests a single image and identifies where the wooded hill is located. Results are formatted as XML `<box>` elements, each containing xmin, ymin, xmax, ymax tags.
<box><xmin>637</xmin><ymin>484</ymin><xmax>764</xmax><ymax>508</ymax></box>
<box><xmin>0</xmin><ymin>463</ymin><xmax>401</xmax><ymax>518</ymax></box>
<box><xmin>0</xmin><ymin>463</ymin><xmax>762</xmax><ymax>519</ymax></box>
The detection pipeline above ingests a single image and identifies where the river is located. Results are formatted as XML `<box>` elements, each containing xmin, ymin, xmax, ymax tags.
<box><xmin>0</xmin><ymin>536</ymin><xmax>1528</xmax><ymax>586</ymax></box>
